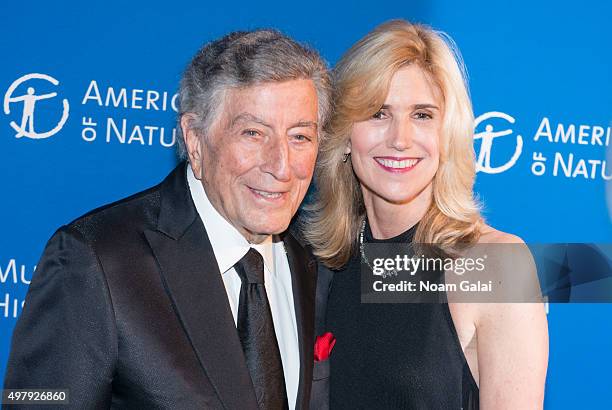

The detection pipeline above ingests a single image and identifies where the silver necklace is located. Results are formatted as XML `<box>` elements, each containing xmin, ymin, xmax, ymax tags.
<box><xmin>359</xmin><ymin>219</ymin><xmax>398</xmax><ymax>278</ymax></box>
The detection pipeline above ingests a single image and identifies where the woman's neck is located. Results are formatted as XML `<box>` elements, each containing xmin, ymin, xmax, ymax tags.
<box><xmin>362</xmin><ymin>185</ymin><xmax>432</xmax><ymax>240</ymax></box>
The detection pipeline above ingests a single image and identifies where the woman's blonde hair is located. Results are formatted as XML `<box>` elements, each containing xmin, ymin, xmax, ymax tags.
<box><xmin>303</xmin><ymin>19</ymin><xmax>484</xmax><ymax>269</ymax></box>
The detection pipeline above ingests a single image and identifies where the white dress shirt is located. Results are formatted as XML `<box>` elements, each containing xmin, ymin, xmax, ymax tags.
<box><xmin>187</xmin><ymin>165</ymin><xmax>299</xmax><ymax>409</ymax></box>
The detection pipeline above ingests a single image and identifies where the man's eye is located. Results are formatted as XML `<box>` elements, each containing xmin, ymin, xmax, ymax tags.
<box><xmin>414</xmin><ymin>111</ymin><xmax>433</xmax><ymax>120</ymax></box>
<box><xmin>292</xmin><ymin>134</ymin><xmax>312</xmax><ymax>142</ymax></box>
<box><xmin>242</xmin><ymin>129</ymin><xmax>261</xmax><ymax>137</ymax></box>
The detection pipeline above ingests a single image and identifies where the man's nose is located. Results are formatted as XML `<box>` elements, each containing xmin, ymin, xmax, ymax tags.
<box><xmin>387</xmin><ymin>118</ymin><xmax>414</xmax><ymax>151</ymax></box>
<box><xmin>261</xmin><ymin>136</ymin><xmax>291</xmax><ymax>182</ymax></box>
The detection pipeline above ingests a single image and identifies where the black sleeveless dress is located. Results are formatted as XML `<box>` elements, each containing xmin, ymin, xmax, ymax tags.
<box><xmin>325</xmin><ymin>222</ymin><xmax>479</xmax><ymax>409</ymax></box>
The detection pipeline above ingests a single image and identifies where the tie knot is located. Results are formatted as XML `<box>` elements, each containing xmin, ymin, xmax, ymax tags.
<box><xmin>235</xmin><ymin>248</ymin><xmax>265</xmax><ymax>284</ymax></box>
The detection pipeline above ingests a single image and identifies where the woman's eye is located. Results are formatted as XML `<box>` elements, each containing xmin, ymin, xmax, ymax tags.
<box><xmin>372</xmin><ymin>110</ymin><xmax>387</xmax><ymax>120</ymax></box>
<box><xmin>414</xmin><ymin>111</ymin><xmax>433</xmax><ymax>120</ymax></box>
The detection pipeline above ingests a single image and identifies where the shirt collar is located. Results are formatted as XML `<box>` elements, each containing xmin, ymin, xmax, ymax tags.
<box><xmin>186</xmin><ymin>164</ymin><xmax>276</xmax><ymax>275</ymax></box>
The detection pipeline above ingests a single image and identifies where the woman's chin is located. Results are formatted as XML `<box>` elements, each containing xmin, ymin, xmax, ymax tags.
<box><xmin>371</xmin><ymin>193</ymin><xmax>420</xmax><ymax>206</ymax></box>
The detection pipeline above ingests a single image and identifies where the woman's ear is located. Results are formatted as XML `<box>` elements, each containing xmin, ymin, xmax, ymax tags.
<box><xmin>341</xmin><ymin>141</ymin><xmax>352</xmax><ymax>163</ymax></box>
<box><xmin>344</xmin><ymin>140</ymin><xmax>351</xmax><ymax>155</ymax></box>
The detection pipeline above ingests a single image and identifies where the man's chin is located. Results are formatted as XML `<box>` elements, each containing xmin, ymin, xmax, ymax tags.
<box><xmin>242</xmin><ymin>218</ymin><xmax>291</xmax><ymax>239</ymax></box>
<box><xmin>251</xmin><ymin>224</ymin><xmax>290</xmax><ymax>236</ymax></box>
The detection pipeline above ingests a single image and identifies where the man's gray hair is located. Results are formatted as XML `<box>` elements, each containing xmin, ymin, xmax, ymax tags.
<box><xmin>177</xmin><ymin>29</ymin><xmax>332</xmax><ymax>159</ymax></box>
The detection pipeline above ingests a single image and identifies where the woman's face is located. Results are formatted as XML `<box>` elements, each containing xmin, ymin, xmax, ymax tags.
<box><xmin>349</xmin><ymin>64</ymin><xmax>442</xmax><ymax>207</ymax></box>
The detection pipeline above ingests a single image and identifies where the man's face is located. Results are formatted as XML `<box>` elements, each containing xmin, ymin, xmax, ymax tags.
<box><xmin>184</xmin><ymin>79</ymin><xmax>319</xmax><ymax>243</ymax></box>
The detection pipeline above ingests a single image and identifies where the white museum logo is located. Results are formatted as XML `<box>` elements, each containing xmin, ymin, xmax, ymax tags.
<box><xmin>4</xmin><ymin>73</ymin><xmax>69</xmax><ymax>140</ymax></box>
<box><xmin>474</xmin><ymin>111</ymin><xmax>523</xmax><ymax>174</ymax></box>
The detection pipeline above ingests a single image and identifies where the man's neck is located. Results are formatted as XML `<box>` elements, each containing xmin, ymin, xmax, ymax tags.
<box><xmin>242</xmin><ymin>230</ymin><xmax>273</xmax><ymax>245</ymax></box>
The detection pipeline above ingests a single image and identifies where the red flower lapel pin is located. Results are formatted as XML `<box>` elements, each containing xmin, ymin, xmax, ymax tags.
<box><xmin>314</xmin><ymin>332</ymin><xmax>336</xmax><ymax>362</ymax></box>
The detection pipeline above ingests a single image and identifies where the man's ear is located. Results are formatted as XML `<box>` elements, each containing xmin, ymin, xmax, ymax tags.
<box><xmin>180</xmin><ymin>113</ymin><xmax>203</xmax><ymax>179</ymax></box>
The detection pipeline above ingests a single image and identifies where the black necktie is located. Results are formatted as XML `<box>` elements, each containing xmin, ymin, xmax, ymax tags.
<box><xmin>234</xmin><ymin>248</ymin><xmax>288</xmax><ymax>410</ymax></box>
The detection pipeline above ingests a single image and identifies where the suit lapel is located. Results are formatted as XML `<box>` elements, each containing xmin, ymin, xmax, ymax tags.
<box><xmin>283</xmin><ymin>232</ymin><xmax>317</xmax><ymax>410</ymax></box>
<box><xmin>144</xmin><ymin>163</ymin><xmax>259</xmax><ymax>410</ymax></box>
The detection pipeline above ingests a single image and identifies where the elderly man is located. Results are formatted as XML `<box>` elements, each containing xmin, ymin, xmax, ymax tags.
<box><xmin>4</xmin><ymin>30</ymin><xmax>331</xmax><ymax>410</ymax></box>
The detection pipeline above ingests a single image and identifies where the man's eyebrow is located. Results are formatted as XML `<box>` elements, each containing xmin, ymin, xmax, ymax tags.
<box><xmin>230</xmin><ymin>113</ymin><xmax>273</xmax><ymax>128</ymax></box>
<box><xmin>290</xmin><ymin>120</ymin><xmax>318</xmax><ymax>130</ymax></box>
<box><xmin>231</xmin><ymin>114</ymin><xmax>318</xmax><ymax>131</ymax></box>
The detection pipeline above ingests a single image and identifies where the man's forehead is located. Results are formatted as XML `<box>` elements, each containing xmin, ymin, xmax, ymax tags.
<box><xmin>224</xmin><ymin>79</ymin><xmax>317</xmax><ymax>104</ymax></box>
<box><xmin>219</xmin><ymin>80</ymin><xmax>319</xmax><ymax>129</ymax></box>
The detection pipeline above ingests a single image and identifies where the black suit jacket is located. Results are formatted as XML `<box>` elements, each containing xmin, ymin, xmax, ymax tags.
<box><xmin>3</xmin><ymin>163</ymin><xmax>318</xmax><ymax>410</ymax></box>
<box><xmin>310</xmin><ymin>263</ymin><xmax>334</xmax><ymax>410</ymax></box>
<box><xmin>309</xmin><ymin>263</ymin><xmax>334</xmax><ymax>410</ymax></box>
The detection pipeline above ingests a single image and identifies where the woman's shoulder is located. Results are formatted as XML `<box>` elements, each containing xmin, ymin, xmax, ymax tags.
<box><xmin>468</xmin><ymin>224</ymin><xmax>542</xmax><ymax>315</ymax></box>
<box><xmin>477</xmin><ymin>224</ymin><xmax>524</xmax><ymax>244</ymax></box>
<box><xmin>473</xmin><ymin>223</ymin><xmax>534</xmax><ymax>279</ymax></box>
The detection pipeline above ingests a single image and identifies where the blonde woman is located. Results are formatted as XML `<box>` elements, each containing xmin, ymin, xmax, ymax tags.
<box><xmin>305</xmin><ymin>20</ymin><xmax>548</xmax><ymax>409</ymax></box>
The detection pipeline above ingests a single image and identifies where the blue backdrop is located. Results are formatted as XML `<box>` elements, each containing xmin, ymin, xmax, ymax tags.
<box><xmin>1</xmin><ymin>1</ymin><xmax>611</xmax><ymax>408</ymax></box>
